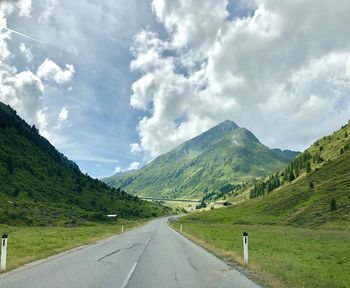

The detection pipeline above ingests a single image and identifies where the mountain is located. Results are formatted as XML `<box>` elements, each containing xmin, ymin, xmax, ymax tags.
<box><xmin>0</xmin><ymin>102</ymin><xmax>169</xmax><ymax>226</ymax></box>
<box><xmin>184</xmin><ymin>121</ymin><xmax>350</xmax><ymax>228</ymax></box>
<box><xmin>219</xmin><ymin>120</ymin><xmax>350</xmax><ymax>228</ymax></box>
<box><xmin>104</xmin><ymin>120</ymin><xmax>291</xmax><ymax>199</ymax></box>
<box><xmin>272</xmin><ymin>148</ymin><xmax>300</xmax><ymax>160</ymax></box>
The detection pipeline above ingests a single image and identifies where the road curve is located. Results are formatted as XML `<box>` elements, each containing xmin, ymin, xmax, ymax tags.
<box><xmin>0</xmin><ymin>217</ymin><xmax>259</xmax><ymax>288</ymax></box>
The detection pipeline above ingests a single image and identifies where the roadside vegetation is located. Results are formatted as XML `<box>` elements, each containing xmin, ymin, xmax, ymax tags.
<box><xmin>170</xmin><ymin>122</ymin><xmax>350</xmax><ymax>288</ymax></box>
<box><xmin>171</xmin><ymin>221</ymin><xmax>350</xmax><ymax>288</ymax></box>
<box><xmin>0</xmin><ymin>220</ymin><xmax>145</xmax><ymax>273</ymax></box>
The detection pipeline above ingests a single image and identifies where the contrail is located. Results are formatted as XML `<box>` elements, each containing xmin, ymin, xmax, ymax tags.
<box><xmin>0</xmin><ymin>26</ymin><xmax>41</xmax><ymax>43</ymax></box>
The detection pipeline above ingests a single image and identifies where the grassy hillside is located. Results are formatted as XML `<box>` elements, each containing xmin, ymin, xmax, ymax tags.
<box><xmin>172</xmin><ymin>122</ymin><xmax>350</xmax><ymax>287</ymax></box>
<box><xmin>183</xmin><ymin>122</ymin><xmax>350</xmax><ymax>228</ymax></box>
<box><xmin>0</xmin><ymin>102</ymin><xmax>170</xmax><ymax>226</ymax></box>
<box><xmin>104</xmin><ymin>120</ymin><xmax>291</xmax><ymax>199</ymax></box>
<box><xmin>182</xmin><ymin>148</ymin><xmax>350</xmax><ymax>228</ymax></box>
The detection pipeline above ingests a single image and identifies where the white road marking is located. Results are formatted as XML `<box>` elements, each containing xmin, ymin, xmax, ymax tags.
<box><xmin>121</xmin><ymin>262</ymin><xmax>137</xmax><ymax>288</ymax></box>
<box><xmin>120</xmin><ymin>238</ymin><xmax>151</xmax><ymax>288</ymax></box>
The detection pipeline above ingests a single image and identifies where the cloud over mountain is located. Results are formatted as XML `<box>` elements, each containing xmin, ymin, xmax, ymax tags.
<box><xmin>130</xmin><ymin>0</ymin><xmax>350</xmax><ymax>159</ymax></box>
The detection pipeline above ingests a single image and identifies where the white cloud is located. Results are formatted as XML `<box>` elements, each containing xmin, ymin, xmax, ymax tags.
<box><xmin>37</xmin><ymin>58</ymin><xmax>75</xmax><ymax>84</ymax></box>
<box><xmin>130</xmin><ymin>143</ymin><xmax>142</xmax><ymax>154</ymax></box>
<box><xmin>127</xmin><ymin>161</ymin><xmax>140</xmax><ymax>171</ymax></box>
<box><xmin>0</xmin><ymin>70</ymin><xmax>44</xmax><ymax>124</ymax></box>
<box><xmin>152</xmin><ymin>0</ymin><xmax>228</xmax><ymax>49</ymax></box>
<box><xmin>19</xmin><ymin>43</ymin><xmax>33</xmax><ymax>61</ymax></box>
<box><xmin>58</xmin><ymin>106</ymin><xmax>69</xmax><ymax>121</ymax></box>
<box><xmin>114</xmin><ymin>166</ymin><xmax>122</xmax><ymax>174</ymax></box>
<box><xmin>17</xmin><ymin>0</ymin><xmax>32</xmax><ymax>18</ymax></box>
<box><xmin>130</xmin><ymin>0</ymin><xmax>350</xmax><ymax>158</ymax></box>
<box><xmin>0</xmin><ymin>3</ymin><xmax>75</xmax><ymax>142</ymax></box>
<box><xmin>113</xmin><ymin>161</ymin><xmax>141</xmax><ymax>174</ymax></box>
<box><xmin>39</xmin><ymin>0</ymin><xmax>55</xmax><ymax>21</ymax></box>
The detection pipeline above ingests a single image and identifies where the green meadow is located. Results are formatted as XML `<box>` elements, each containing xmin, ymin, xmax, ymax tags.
<box><xmin>171</xmin><ymin>221</ymin><xmax>350</xmax><ymax>288</ymax></box>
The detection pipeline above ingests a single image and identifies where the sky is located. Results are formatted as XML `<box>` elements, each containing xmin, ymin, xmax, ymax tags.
<box><xmin>1</xmin><ymin>0</ymin><xmax>350</xmax><ymax>178</ymax></box>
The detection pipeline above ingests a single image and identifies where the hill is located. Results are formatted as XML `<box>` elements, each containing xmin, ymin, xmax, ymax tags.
<box><xmin>104</xmin><ymin>120</ymin><xmax>294</xmax><ymax>199</ymax></box>
<box><xmin>184</xmin><ymin>121</ymin><xmax>350</xmax><ymax>228</ymax></box>
<box><xmin>0</xmin><ymin>102</ymin><xmax>169</xmax><ymax>226</ymax></box>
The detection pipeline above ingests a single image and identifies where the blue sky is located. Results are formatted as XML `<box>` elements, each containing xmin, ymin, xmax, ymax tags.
<box><xmin>1</xmin><ymin>0</ymin><xmax>159</xmax><ymax>178</ymax></box>
<box><xmin>1</xmin><ymin>0</ymin><xmax>350</xmax><ymax>178</ymax></box>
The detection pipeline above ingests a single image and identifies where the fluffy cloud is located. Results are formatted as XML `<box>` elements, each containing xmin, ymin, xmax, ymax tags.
<box><xmin>114</xmin><ymin>166</ymin><xmax>122</xmax><ymax>174</ymax></box>
<box><xmin>39</xmin><ymin>0</ymin><xmax>55</xmax><ymax>21</ymax></box>
<box><xmin>37</xmin><ymin>58</ymin><xmax>75</xmax><ymax>84</ymax></box>
<box><xmin>130</xmin><ymin>0</ymin><xmax>350</xmax><ymax>158</ymax></box>
<box><xmin>17</xmin><ymin>0</ymin><xmax>32</xmax><ymax>18</ymax></box>
<box><xmin>58</xmin><ymin>106</ymin><xmax>68</xmax><ymax>121</ymax></box>
<box><xmin>0</xmin><ymin>2</ymin><xmax>74</xmax><ymax>140</ymax></box>
<box><xmin>0</xmin><ymin>70</ymin><xmax>44</xmax><ymax>125</ymax></box>
<box><xmin>152</xmin><ymin>0</ymin><xmax>228</xmax><ymax>49</ymax></box>
<box><xmin>127</xmin><ymin>161</ymin><xmax>140</xmax><ymax>171</ymax></box>
<box><xmin>19</xmin><ymin>43</ymin><xmax>33</xmax><ymax>61</ymax></box>
<box><xmin>112</xmin><ymin>161</ymin><xmax>140</xmax><ymax>174</ymax></box>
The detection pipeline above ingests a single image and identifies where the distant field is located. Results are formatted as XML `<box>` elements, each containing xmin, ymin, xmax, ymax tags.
<box><xmin>171</xmin><ymin>221</ymin><xmax>350</xmax><ymax>288</ymax></box>
<box><xmin>0</xmin><ymin>220</ymin><xmax>144</xmax><ymax>273</ymax></box>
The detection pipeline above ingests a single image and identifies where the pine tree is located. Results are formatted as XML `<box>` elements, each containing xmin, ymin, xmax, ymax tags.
<box><xmin>289</xmin><ymin>171</ymin><xmax>295</xmax><ymax>182</ymax></box>
<box><xmin>306</xmin><ymin>161</ymin><xmax>311</xmax><ymax>173</ymax></box>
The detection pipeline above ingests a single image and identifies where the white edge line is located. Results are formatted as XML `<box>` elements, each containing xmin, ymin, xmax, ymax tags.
<box><xmin>121</xmin><ymin>262</ymin><xmax>137</xmax><ymax>288</ymax></box>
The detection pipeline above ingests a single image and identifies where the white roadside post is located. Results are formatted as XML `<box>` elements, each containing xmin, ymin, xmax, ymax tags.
<box><xmin>1</xmin><ymin>233</ymin><xmax>8</xmax><ymax>271</ymax></box>
<box><xmin>243</xmin><ymin>232</ymin><xmax>248</xmax><ymax>264</ymax></box>
<box><xmin>122</xmin><ymin>225</ymin><xmax>124</xmax><ymax>233</ymax></box>
<box><xmin>180</xmin><ymin>224</ymin><xmax>183</xmax><ymax>232</ymax></box>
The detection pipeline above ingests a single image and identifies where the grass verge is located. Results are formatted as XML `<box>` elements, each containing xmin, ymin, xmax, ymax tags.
<box><xmin>0</xmin><ymin>220</ymin><xmax>145</xmax><ymax>273</ymax></box>
<box><xmin>170</xmin><ymin>221</ymin><xmax>350</xmax><ymax>288</ymax></box>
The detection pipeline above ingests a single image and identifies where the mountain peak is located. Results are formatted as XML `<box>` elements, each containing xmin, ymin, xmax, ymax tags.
<box><xmin>178</xmin><ymin>120</ymin><xmax>239</xmax><ymax>151</ymax></box>
<box><xmin>216</xmin><ymin>119</ymin><xmax>239</xmax><ymax>130</ymax></box>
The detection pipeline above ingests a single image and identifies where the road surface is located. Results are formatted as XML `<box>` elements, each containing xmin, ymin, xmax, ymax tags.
<box><xmin>0</xmin><ymin>217</ymin><xmax>259</xmax><ymax>288</ymax></box>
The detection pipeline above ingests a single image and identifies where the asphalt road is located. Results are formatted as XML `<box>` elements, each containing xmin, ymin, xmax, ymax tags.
<box><xmin>0</xmin><ymin>217</ymin><xmax>259</xmax><ymax>288</ymax></box>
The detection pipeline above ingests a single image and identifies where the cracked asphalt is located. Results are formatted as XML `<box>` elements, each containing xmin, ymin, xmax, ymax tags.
<box><xmin>0</xmin><ymin>217</ymin><xmax>259</xmax><ymax>288</ymax></box>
